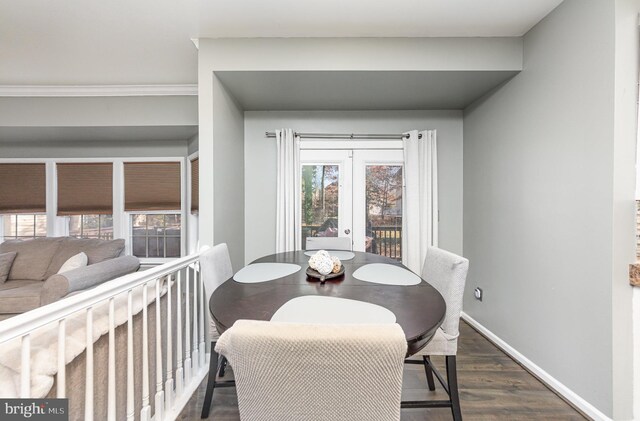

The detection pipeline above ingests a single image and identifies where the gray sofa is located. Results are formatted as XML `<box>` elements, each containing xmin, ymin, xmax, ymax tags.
<box><xmin>0</xmin><ymin>237</ymin><xmax>140</xmax><ymax>320</ymax></box>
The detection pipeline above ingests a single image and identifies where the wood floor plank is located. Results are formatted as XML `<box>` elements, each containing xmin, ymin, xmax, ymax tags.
<box><xmin>178</xmin><ymin>321</ymin><xmax>587</xmax><ymax>420</ymax></box>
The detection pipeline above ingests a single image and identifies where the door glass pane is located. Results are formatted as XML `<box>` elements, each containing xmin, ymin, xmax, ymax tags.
<box><xmin>366</xmin><ymin>165</ymin><xmax>403</xmax><ymax>260</ymax></box>
<box><xmin>301</xmin><ymin>164</ymin><xmax>339</xmax><ymax>249</ymax></box>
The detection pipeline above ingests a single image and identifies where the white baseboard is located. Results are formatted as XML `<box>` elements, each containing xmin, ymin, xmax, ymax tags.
<box><xmin>461</xmin><ymin>312</ymin><xmax>613</xmax><ymax>421</ymax></box>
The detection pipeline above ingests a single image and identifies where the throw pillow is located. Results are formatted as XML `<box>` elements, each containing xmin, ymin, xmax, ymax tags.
<box><xmin>58</xmin><ymin>252</ymin><xmax>88</xmax><ymax>274</ymax></box>
<box><xmin>0</xmin><ymin>252</ymin><xmax>17</xmax><ymax>283</ymax></box>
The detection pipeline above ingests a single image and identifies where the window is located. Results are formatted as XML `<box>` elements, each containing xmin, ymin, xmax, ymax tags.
<box><xmin>301</xmin><ymin>164</ymin><xmax>340</xmax><ymax>249</ymax></box>
<box><xmin>0</xmin><ymin>163</ymin><xmax>47</xmax><ymax>241</ymax></box>
<box><xmin>57</xmin><ymin>163</ymin><xmax>114</xmax><ymax>241</ymax></box>
<box><xmin>125</xmin><ymin>161</ymin><xmax>183</xmax><ymax>259</ymax></box>
<box><xmin>2</xmin><ymin>214</ymin><xmax>47</xmax><ymax>240</ymax></box>
<box><xmin>131</xmin><ymin>214</ymin><xmax>181</xmax><ymax>258</ymax></box>
<box><xmin>69</xmin><ymin>215</ymin><xmax>114</xmax><ymax>240</ymax></box>
<box><xmin>0</xmin><ymin>159</ymin><xmax>188</xmax><ymax>258</ymax></box>
<box><xmin>365</xmin><ymin>165</ymin><xmax>403</xmax><ymax>260</ymax></box>
<box><xmin>0</xmin><ymin>163</ymin><xmax>46</xmax><ymax>214</ymax></box>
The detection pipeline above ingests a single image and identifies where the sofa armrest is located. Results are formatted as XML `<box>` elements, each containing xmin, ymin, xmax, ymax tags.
<box><xmin>40</xmin><ymin>255</ymin><xmax>141</xmax><ymax>306</ymax></box>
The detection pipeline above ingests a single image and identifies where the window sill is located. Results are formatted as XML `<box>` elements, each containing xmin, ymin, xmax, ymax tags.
<box><xmin>139</xmin><ymin>258</ymin><xmax>180</xmax><ymax>266</ymax></box>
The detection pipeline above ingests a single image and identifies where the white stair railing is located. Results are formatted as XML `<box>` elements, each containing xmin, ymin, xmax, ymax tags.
<box><xmin>0</xmin><ymin>251</ymin><xmax>209</xmax><ymax>421</ymax></box>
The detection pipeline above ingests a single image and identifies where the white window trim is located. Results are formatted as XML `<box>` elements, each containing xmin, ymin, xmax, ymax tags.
<box><xmin>0</xmin><ymin>157</ymin><xmax>189</xmax><ymax>264</ymax></box>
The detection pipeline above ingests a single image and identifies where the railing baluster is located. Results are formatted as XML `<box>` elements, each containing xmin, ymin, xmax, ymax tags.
<box><xmin>21</xmin><ymin>334</ymin><xmax>30</xmax><ymax>398</ymax></box>
<box><xmin>176</xmin><ymin>269</ymin><xmax>184</xmax><ymax>395</ymax></box>
<box><xmin>192</xmin><ymin>263</ymin><xmax>199</xmax><ymax>372</ymax></box>
<box><xmin>127</xmin><ymin>290</ymin><xmax>135</xmax><ymax>421</ymax></box>
<box><xmin>0</xmin><ymin>253</ymin><xmax>204</xmax><ymax>421</ymax></box>
<box><xmin>198</xmin><ymin>262</ymin><xmax>206</xmax><ymax>369</ymax></box>
<box><xmin>108</xmin><ymin>298</ymin><xmax>116</xmax><ymax>421</ymax></box>
<box><xmin>141</xmin><ymin>282</ymin><xmax>151</xmax><ymax>421</ymax></box>
<box><xmin>57</xmin><ymin>319</ymin><xmax>66</xmax><ymax>398</ymax></box>
<box><xmin>85</xmin><ymin>307</ymin><xmax>94</xmax><ymax>421</ymax></box>
<box><xmin>386</xmin><ymin>235</ymin><xmax>389</xmax><ymax>257</ymax></box>
<box><xmin>155</xmin><ymin>278</ymin><xmax>164</xmax><ymax>421</ymax></box>
<box><xmin>185</xmin><ymin>266</ymin><xmax>192</xmax><ymax>383</ymax></box>
<box><xmin>165</xmin><ymin>273</ymin><xmax>174</xmax><ymax>411</ymax></box>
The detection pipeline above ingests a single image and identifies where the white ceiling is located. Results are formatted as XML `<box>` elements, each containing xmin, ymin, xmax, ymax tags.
<box><xmin>0</xmin><ymin>0</ymin><xmax>563</xmax><ymax>85</ymax></box>
<box><xmin>199</xmin><ymin>0</ymin><xmax>564</xmax><ymax>38</ymax></box>
<box><xmin>0</xmin><ymin>0</ymin><xmax>199</xmax><ymax>85</ymax></box>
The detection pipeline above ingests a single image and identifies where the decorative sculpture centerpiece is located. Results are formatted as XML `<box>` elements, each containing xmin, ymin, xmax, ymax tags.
<box><xmin>306</xmin><ymin>250</ymin><xmax>344</xmax><ymax>283</ymax></box>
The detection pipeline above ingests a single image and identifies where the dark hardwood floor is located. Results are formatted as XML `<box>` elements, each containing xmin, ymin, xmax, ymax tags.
<box><xmin>178</xmin><ymin>321</ymin><xmax>586</xmax><ymax>420</ymax></box>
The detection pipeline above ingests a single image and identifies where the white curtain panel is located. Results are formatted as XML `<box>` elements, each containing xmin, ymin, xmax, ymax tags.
<box><xmin>402</xmin><ymin>129</ymin><xmax>438</xmax><ymax>274</ymax></box>
<box><xmin>275</xmin><ymin>128</ymin><xmax>301</xmax><ymax>252</ymax></box>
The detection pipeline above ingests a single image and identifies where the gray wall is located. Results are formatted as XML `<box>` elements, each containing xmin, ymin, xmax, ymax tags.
<box><xmin>463</xmin><ymin>0</ymin><xmax>634</xmax><ymax>417</ymax></box>
<box><xmin>187</xmin><ymin>134</ymin><xmax>199</xmax><ymax>155</ymax></box>
<box><xmin>613</xmin><ymin>1</ymin><xmax>640</xmax><ymax>417</ymax></box>
<box><xmin>198</xmin><ymin>37</ymin><xmax>522</xmax><ymax>72</ymax></box>
<box><xmin>212</xmin><ymin>76</ymin><xmax>245</xmax><ymax>270</ymax></box>
<box><xmin>0</xmin><ymin>140</ymin><xmax>189</xmax><ymax>158</ymax></box>
<box><xmin>244</xmin><ymin>110</ymin><xmax>463</xmax><ymax>265</ymax></box>
<box><xmin>0</xmin><ymin>96</ymin><xmax>197</xmax><ymax>127</ymax></box>
<box><xmin>198</xmin><ymin>35</ymin><xmax>519</xmax><ymax>269</ymax></box>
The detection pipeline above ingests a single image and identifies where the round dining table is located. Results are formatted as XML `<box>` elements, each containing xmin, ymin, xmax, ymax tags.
<box><xmin>209</xmin><ymin>250</ymin><xmax>446</xmax><ymax>356</ymax></box>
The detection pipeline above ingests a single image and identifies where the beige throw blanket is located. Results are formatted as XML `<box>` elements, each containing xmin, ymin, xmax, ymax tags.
<box><xmin>216</xmin><ymin>320</ymin><xmax>408</xmax><ymax>421</ymax></box>
<box><xmin>0</xmin><ymin>282</ymin><xmax>166</xmax><ymax>398</ymax></box>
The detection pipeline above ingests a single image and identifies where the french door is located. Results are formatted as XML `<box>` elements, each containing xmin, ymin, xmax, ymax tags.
<box><xmin>300</xmin><ymin>149</ymin><xmax>404</xmax><ymax>260</ymax></box>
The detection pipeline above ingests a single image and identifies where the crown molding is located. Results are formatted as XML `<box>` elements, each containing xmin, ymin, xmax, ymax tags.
<box><xmin>0</xmin><ymin>84</ymin><xmax>198</xmax><ymax>97</ymax></box>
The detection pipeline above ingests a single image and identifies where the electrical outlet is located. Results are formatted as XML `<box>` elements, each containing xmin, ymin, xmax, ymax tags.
<box><xmin>474</xmin><ymin>287</ymin><xmax>483</xmax><ymax>301</ymax></box>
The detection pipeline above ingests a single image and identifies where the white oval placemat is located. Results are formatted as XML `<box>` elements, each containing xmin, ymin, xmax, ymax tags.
<box><xmin>271</xmin><ymin>295</ymin><xmax>396</xmax><ymax>324</ymax></box>
<box><xmin>233</xmin><ymin>263</ymin><xmax>301</xmax><ymax>284</ymax></box>
<box><xmin>303</xmin><ymin>250</ymin><xmax>355</xmax><ymax>260</ymax></box>
<box><xmin>352</xmin><ymin>263</ymin><xmax>422</xmax><ymax>286</ymax></box>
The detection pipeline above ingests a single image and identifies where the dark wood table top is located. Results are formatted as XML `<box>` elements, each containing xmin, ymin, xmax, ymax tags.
<box><xmin>210</xmin><ymin>250</ymin><xmax>446</xmax><ymax>356</ymax></box>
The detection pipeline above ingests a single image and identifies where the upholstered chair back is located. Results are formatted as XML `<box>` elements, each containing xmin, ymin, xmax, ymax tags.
<box><xmin>216</xmin><ymin>320</ymin><xmax>407</xmax><ymax>421</ymax></box>
<box><xmin>421</xmin><ymin>246</ymin><xmax>469</xmax><ymax>342</ymax></box>
<box><xmin>200</xmin><ymin>243</ymin><xmax>233</xmax><ymax>339</ymax></box>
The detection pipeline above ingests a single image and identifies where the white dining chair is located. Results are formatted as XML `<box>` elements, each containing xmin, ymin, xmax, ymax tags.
<box><xmin>216</xmin><ymin>320</ymin><xmax>407</xmax><ymax>421</ymax></box>
<box><xmin>404</xmin><ymin>246</ymin><xmax>469</xmax><ymax>421</ymax></box>
<box><xmin>199</xmin><ymin>243</ymin><xmax>234</xmax><ymax>419</ymax></box>
<box><xmin>306</xmin><ymin>236</ymin><xmax>352</xmax><ymax>251</ymax></box>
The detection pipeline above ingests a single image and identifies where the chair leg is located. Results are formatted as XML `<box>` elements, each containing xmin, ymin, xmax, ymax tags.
<box><xmin>200</xmin><ymin>342</ymin><xmax>219</xmax><ymax>419</ymax></box>
<box><xmin>218</xmin><ymin>356</ymin><xmax>227</xmax><ymax>378</ymax></box>
<box><xmin>446</xmin><ymin>355</ymin><xmax>462</xmax><ymax>421</ymax></box>
<box><xmin>423</xmin><ymin>356</ymin><xmax>436</xmax><ymax>391</ymax></box>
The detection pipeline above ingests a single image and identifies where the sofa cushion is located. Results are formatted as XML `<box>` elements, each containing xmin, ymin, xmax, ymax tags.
<box><xmin>41</xmin><ymin>255</ymin><xmax>140</xmax><ymax>305</ymax></box>
<box><xmin>0</xmin><ymin>280</ymin><xmax>43</xmax><ymax>314</ymax></box>
<box><xmin>45</xmin><ymin>238</ymin><xmax>125</xmax><ymax>278</ymax></box>
<box><xmin>0</xmin><ymin>252</ymin><xmax>17</xmax><ymax>284</ymax></box>
<box><xmin>58</xmin><ymin>252</ymin><xmax>88</xmax><ymax>274</ymax></box>
<box><xmin>0</xmin><ymin>279</ymin><xmax>42</xmax><ymax>292</ymax></box>
<box><xmin>0</xmin><ymin>238</ymin><xmax>63</xmax><ymax>281</ymax></box>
